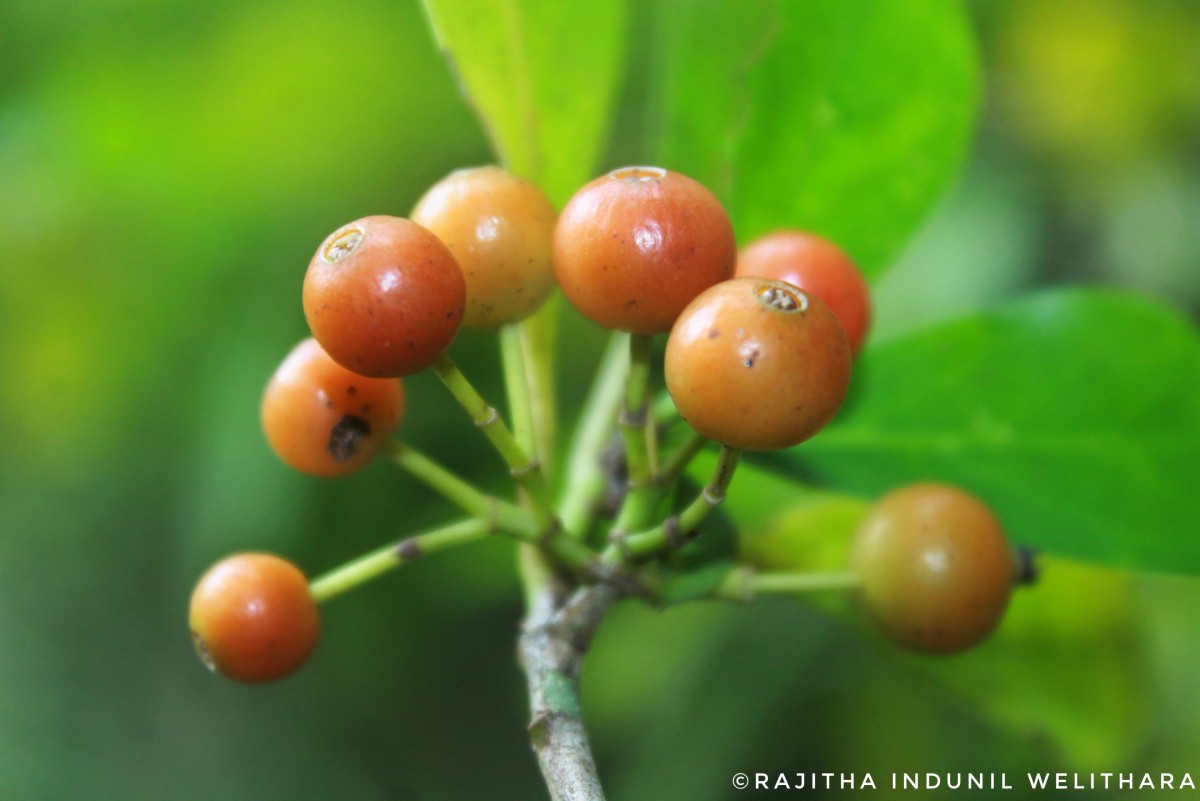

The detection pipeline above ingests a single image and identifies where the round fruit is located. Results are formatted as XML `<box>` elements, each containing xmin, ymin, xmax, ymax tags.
<box><xmin>553</xmin><ymin>166</ymin><xmax>736</xmax><ymax>333</ymax></box>
<box><xmin>736</xmin><ymin>230</ymin><xmax>872</xmax><ymax>355</ymax></box>
<box><xmin>664</xmin><ymin>277</ymin><xmax>851</xmax><ymax>450</ymax></box>
<box><xmin>262</xmin><ymin>337</ymin><xmax>404</xmax><ymax>477</ymax></box>
<box><xmin>411</xmin><ymin>166</ymin><xmax>557</xmax><ymax>329</ymax></box>
<box><xmin>303</xmin><ymin>215</ymin><xmax>466</xmax><ymax>377</ymax></box>
<box><xmin>189</xmin><ymin>553</ymin><xmax>320</xmax><ymax>683</ymax></box>
<box><xmin>851</xmin><ymin>483</ymin><xmax>1016</xmax><ymax>654</ymax></box>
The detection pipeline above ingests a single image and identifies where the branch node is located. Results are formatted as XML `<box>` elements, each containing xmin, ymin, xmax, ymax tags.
<box><xmin>475</xmin><ymin>405</ymin><xmax>500</xmax><ymax>428</ymax></box>
<box><xmin>606</xmin><ymin>528</ymin><xmax>635</xmax><ymax>561</ymax></box>
<box><xmin>395</xmin><ymin>537</ymin><xmax>422</xmax><ymax>561</ymax></box>
<box><xmin>528</xmin><ymin>711</ymin><xmax>554</xmax><ymax>750</ymax></box>
<box><xmin>536</xmin><ymin>517</ymin><xmax>563</xmax><ymax>546</ymax></box>
<box><xmin>485</xmin><ymin>498</ymin><xmax>502</xmax><ymax>533</ymax></box>
<box><xmin>664</xmin><ymin>516</ymin><xmax>693</xmax><ymax>549</ymax></box>
<box><xmin>510</xmin><ymin>458</ymin><xmax>542</xmax><ymax>478</ymax></box>
<box><xmin>618</xmin><ymin>405</ymin><xmax>648</xmax><ymax>428</ymax></box>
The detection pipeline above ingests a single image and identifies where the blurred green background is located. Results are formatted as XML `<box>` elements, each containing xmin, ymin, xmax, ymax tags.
<box><xmin>1</xmin><ymin>0</ymin><xmax>1198</xmax><ymax>798</ymax></box>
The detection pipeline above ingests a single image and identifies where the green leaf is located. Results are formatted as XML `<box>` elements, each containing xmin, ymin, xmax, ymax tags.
<box><xmin>775</xmin><ymin>288</ymin><xmax>1200</xmax><ymax>574</ymax></box>
<box><xmin>420</xmin><ymin>0</ymin><xmax>627</xmax><ymax>204</ymax></box>
<box><xmin>682</xmin><ymin>449</ymin><xmax>867</xmax><ymax>578</ymax></box>
<box><xmin>904</xmin><ymin>558</ymin><xmax>1149</xmax><ymax>769</ymax></box>
<box><xmin>658</xmin><ymin>560</ymin><xmax>738</xmax><ymax>606</ymax></box>
<box><xmin>643</xmin><ymin>0</ymin><xmax>979</xmax><ymax>277</ymax></box>
<box><xmin>737</xmin><ymin>493</ymin><xmax>867</xmax><ymax>574</ymax></box>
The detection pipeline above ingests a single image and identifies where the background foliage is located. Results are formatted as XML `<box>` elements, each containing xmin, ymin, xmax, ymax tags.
<box><xmin>1</xmin><ymin>0</ymin><xmax>1197</xmax><ymax>798</ymax></box>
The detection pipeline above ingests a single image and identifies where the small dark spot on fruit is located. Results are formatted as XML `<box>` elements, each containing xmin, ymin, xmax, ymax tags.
<box><xmin>328</xmin><ymin>415</ymin><xmax>371</xmax><ymax>461</ymax></box>
<box><xmin>707</xmin><ymin>328</ymin><xmax>720</xmax><ymax>339</ymax></box>
<box><xmin>347</xmin><ymin>386</ymin><xmax>357</xmax><ymax>396</ymax></box>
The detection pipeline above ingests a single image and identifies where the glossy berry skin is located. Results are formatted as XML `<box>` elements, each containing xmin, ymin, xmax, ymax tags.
<box><xmin>303</xmin><ymin>215</ymin><xmax>466</xmax><ymax>377</ymax></box>
<box><xmin>189</xmin><ymin>553</ymin><xmax>320</xmax><ymax>683</ymax></box>
<box><xmin>411</xmin><ymin>166</ymin><xmax>557</xmax><ymax>329</ymax></box>
<box><xmin>262</xmin><ymin>337</ymin><xmax>404</xmax><ymax>477</ymax></box>
<box><xmin>736</xmin><ymin>231</ymin><xmax>872</xmax><ymax>355</ymax></box>
<box><xmin>664</xmin><ymin>277</ymin><xmax>851</xmax><ymax>450</ymax></box>
<box><xmin>553</xmin><ymin>166</ymin><xmax>736</xmax><ymax>334</ymax></box>
<box><xmin>851</xmin><ymin>484</ymin><xmax>1015</xmax><ymax>654</ymax></box>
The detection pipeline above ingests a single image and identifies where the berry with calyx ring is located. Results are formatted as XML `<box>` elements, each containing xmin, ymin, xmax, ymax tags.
<box><xmin>553</xmin><ymin>166</ymin><xmax>736</xmax><ymax>334</ymax></box>
<box><xmin>261</xmin><ymin>337</ymin><xmax>404</xmax><ymax>477</ymax></box>
<box><xmin>736</xmin><ymin>230</ymin><xmax>872</xmax><ymax>355</ymax></box>
<box><xmin>189</xmin><ymin>552</ymin><xmax>320</xmax><ymax>683</ymax></box>
<box><xmin>412</xmin><ymin>166</ymin><xmax>557</xmax><ymax>329</ymax></box>
<box><xmin>851</xmin><ymin>483</ymin><xmax>1016</xmax><ymax>654</ymax></box>
<box><xmin>664</xmin><ymin>277</ymin><xmax>851</xmax><ymax>450</ymax></box>
<box><xmin>303</xmin><ymin>215</ymin><xmax>465</xmax><ymax>377</ymax></box>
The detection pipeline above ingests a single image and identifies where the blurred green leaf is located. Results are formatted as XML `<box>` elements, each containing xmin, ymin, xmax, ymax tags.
<box><xmin>643</xmin><ymin>0</ymin><xmax>979</xmax><ymax>277</ymax></box>
<box><xmin>903</xmin><ymin>557</ymin><xmax>1149</xmax><ymax>769</ymax></box>
<box><xmin>737</xmin><ymin>494</ymin><xmax>867</xmax><ymax>574</ymax></box>
<box><xmin>687</xmin><ymin>450</ymin><xmax>868</xmax><ymax>573</ymax></box>
<box><xmin>420</xmin><ymin>0</ymin><xmax>627</xmax><ymax>204</ymax></box>
<box><xmin>695</xmin><ymin>456</ymin><xmax>1152</xmax><ymax>769</ymax></box>
<box><xmin>658</xmin><ymin>560</ymin><xmax>736</xmax><ymax>605</ymax></box>
<box><xmin>772</xmin><ymin>288</ymin><xmax>1200</xmax><ymax>574</ymax></box>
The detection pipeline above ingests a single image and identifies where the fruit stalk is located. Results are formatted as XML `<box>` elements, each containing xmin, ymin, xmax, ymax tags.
<box><xmin>308</xmin><ymin>518</ymin><xmax>491</xmax><ymax>604</ymax></box>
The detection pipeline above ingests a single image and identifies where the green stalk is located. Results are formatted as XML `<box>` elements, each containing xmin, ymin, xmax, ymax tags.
<box><xmin>557</xmin><ymin>332</ymin><xmax>630</xmax><ymax>538</ymax></box>
<box><xmin>606</xmin><ymin>333</ymin><xmax>664</xmax><ymax>541</ymax></box>
<box><xmin>519</xmin><ymin>311</ymin><xmax>558</xmax><ymax>476</ymax></box>
<box><xmin>431</xmin><ymin>353</ymin><xmax>554</xmax><ymax>526</ymax></box>
<box><xmin>714</xmin><ymin>566</ymin><xmax>862</xmax><ymax>603</ymax></box>
<box><xmin>387</xmin><ymin>441</ymin><xmax>537</xmax><ymax>538</ymax></box>
<box><xmin>309</xmin><ymin>518</ymin><xmax>490</xmax><ymax>604</ymax></box>
<box><xmin>620</xmin><ymin>333</ymin><xmax>655</xmax><ymax>485</ymax></box>
<box><xmin>501</xmin><ymin>324</ymin><xmax>537</xmax><ymax>457</ymax></box>
<box><xmin>655</xmin><ymin>431</ymin><xmax>709</xmax><ymax>487</ymax></box>
<box><xmin>605</xmin><ymin>445</ymin><xmax>741</xmax><ymax>563</ymax></box>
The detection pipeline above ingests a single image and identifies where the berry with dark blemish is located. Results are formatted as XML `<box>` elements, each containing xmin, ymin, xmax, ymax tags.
<box><xmin>262</xmin><ymin>338</ymin><xmax>405</xmax><ymax>477</ymax></box>
<box><xmin>327</xmin><ymin>415</ymin><xmax>371</xmax><ymax>461</ymax></box>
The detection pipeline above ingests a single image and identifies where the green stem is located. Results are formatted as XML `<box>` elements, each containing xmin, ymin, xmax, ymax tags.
<box><xmin>607</xmin><ymin>334</ymin><xmax>664</xmax><ymax>539</ymax></box>
<box><xmin>655</xmin><ymin>431</ymin><xmax>709</xmax><ymax>487</ymax></box>
<box><xmin>620</xmin><ymin>333</ymin><xmax>655</xmax><ymax>486</ymax></box>
<box><xmin>389</xmin><ymin>441</ymin><xmax>598</xmax><ymax>578</ymax></box>
<box><xmin>387</xmin><ymin>441</ymin><xmax>538</xmax><ymax>539</ymax></box>
<box><xmin>503</xmin><ymin>321</ymin><xmax>562</xmax><ymax>612</ymax></box>
<box><xmin>557</xmin><ymin>332</ymin><xmax>629</xmax><ymax>539</ymax></box>
<box><xmin>501</xmin><ymin>324</ymin><xmax>537</xmax><ymax>457</ymax></box>
<box><xmin>519</xmin><ymin>311</ymin><xmax>558</xmax><ymax>477</ymax></box>
<box><xmin>309</xmin><ymin>518</ymin><xmax>490</xmax><ymax>604</ymax></box>
<box><xmin>431</xmin><ymin>353</ymin><xmax>554</xmax><ymax>526</ymax></box>
<box><xmin>605</xmin><ymin>445</ymin><xmax>742</xmax><ymax>563</ymax></box>
<box><xmin>714</xmin><ymin>566</ymin><xmax>861</xmax><ymax>603</ymax></box>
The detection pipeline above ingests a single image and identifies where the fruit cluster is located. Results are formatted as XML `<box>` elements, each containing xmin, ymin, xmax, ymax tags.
<box><xmin>189</xmin><ymin>165</ymin><xmax>1026</xmax><ymax>683</ymax></box>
